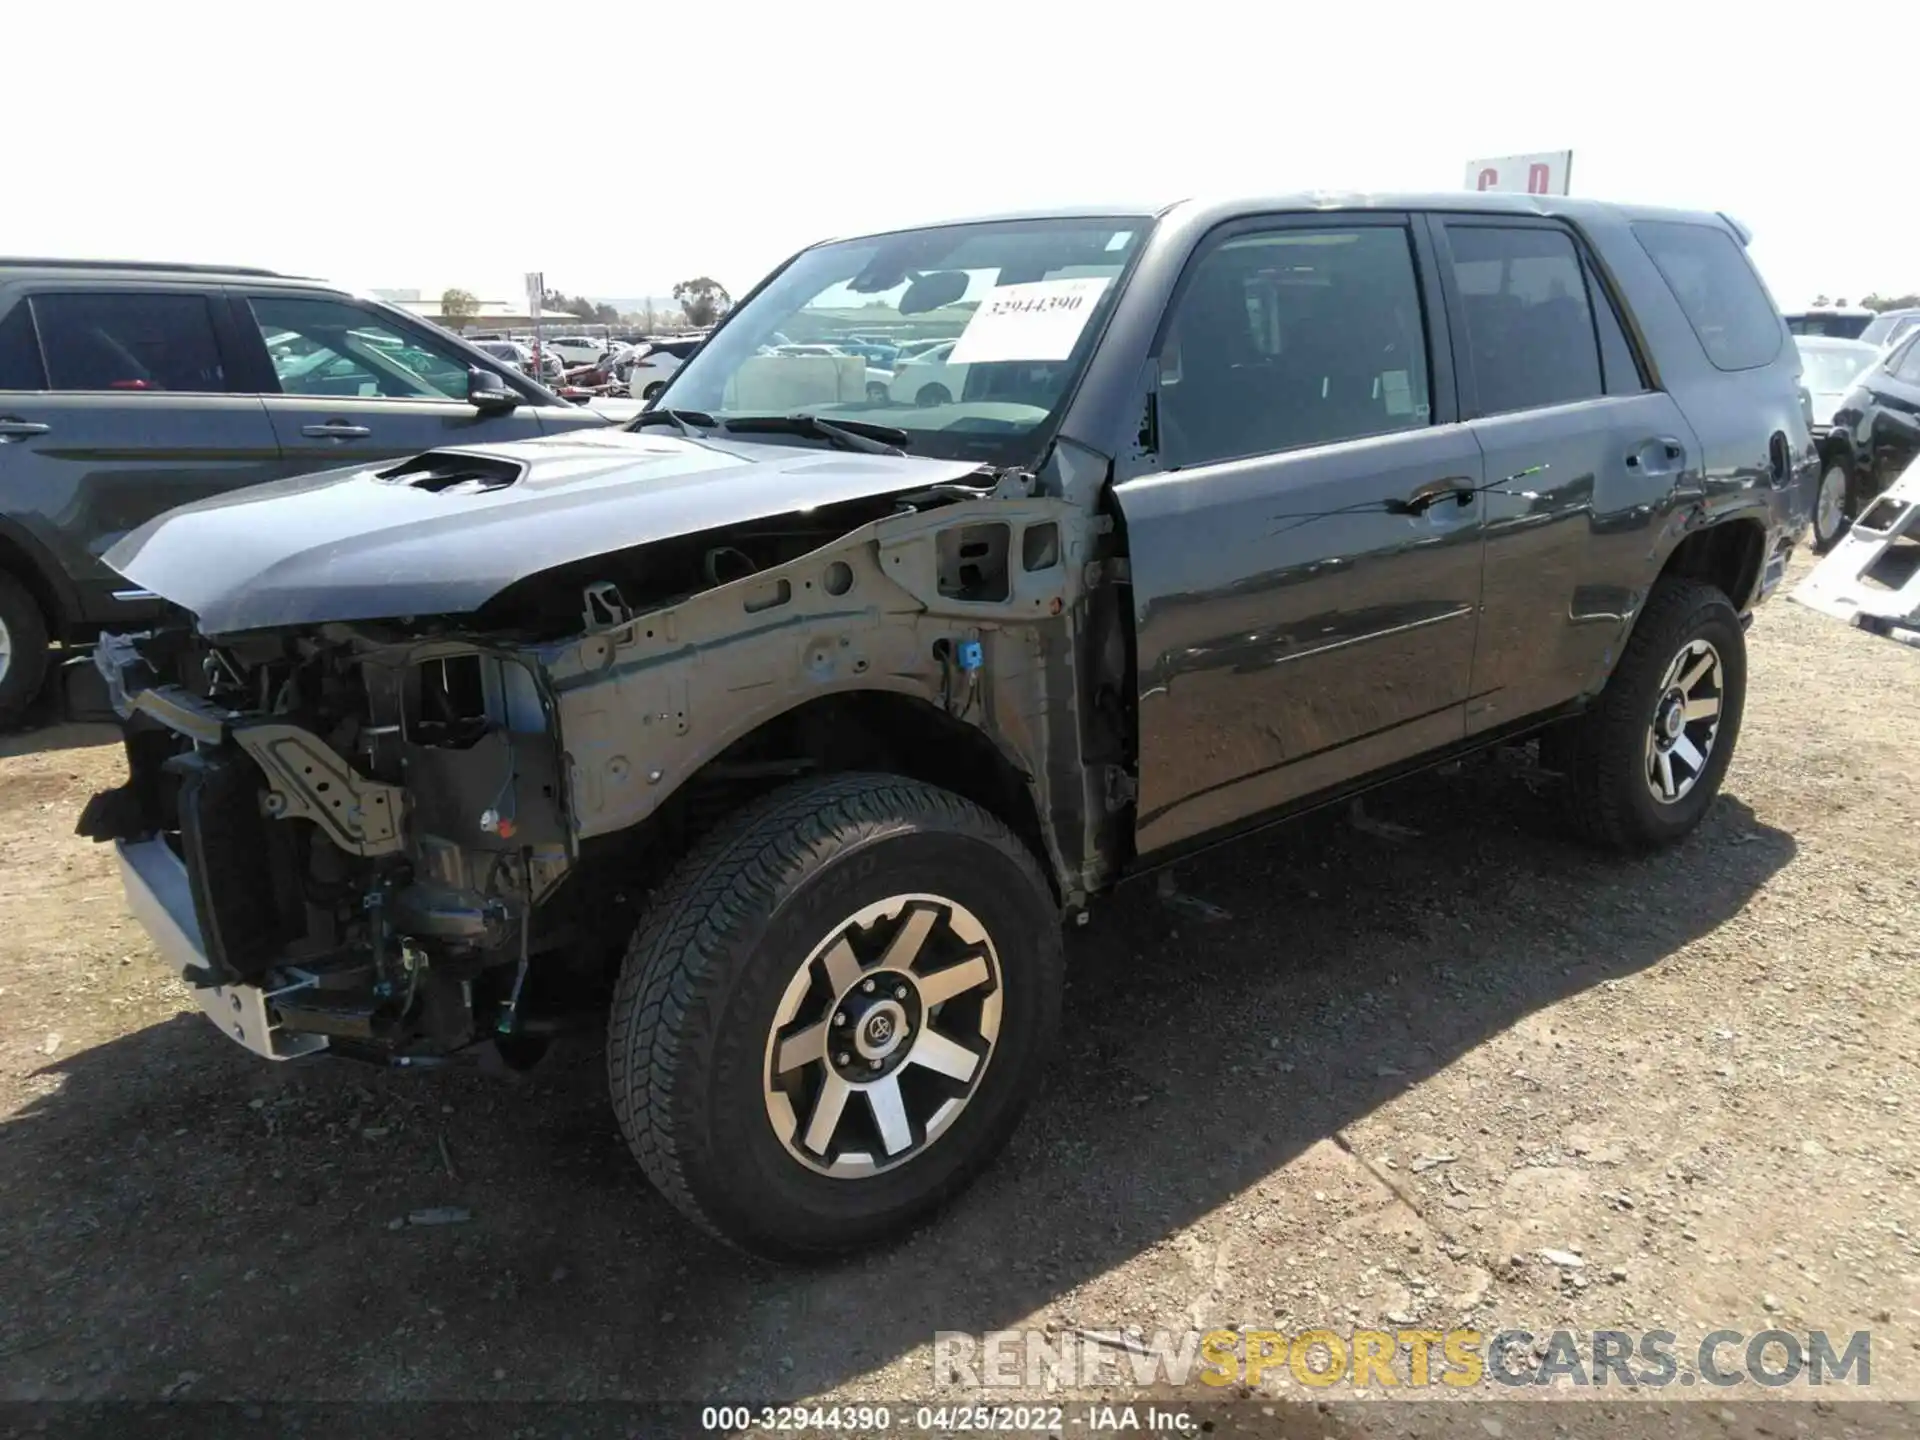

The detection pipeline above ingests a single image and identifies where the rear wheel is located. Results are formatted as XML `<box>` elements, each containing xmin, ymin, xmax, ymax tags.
<box><xmin>1812</xmin><ymin>458</ymin><xmax>1853</xmax><ymax>552</ymax></box>
<box><xmin>642</xmin><ymin>381</ymin><xmax>666</xmax><ymax>401</ymax></box>
<box><xmin>914</xmin><ymin>383</ymin><xmax>951</xmax><ymax>408</ymax></box>
<box><xmin>0</xmin><ymin>570</ymin><xmax>50</xmax><ymax>729</ymax></box>
<box><xmin>607</xmin><ymin>773</ymin><xmax>1061</xmax><ymax>1258</ymax></box>
<box><xmin>1560</xmin><ymin>577</ymin><xmax>1746</xmax><ymax>852</ymax></box>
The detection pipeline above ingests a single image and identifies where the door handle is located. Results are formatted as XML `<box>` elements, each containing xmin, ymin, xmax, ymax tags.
<box><xmin>0</xmin><ymin>418</ymin><xmax>50</xmax><ymax>441</ymax></box>
<box><xmin>1387</xmin><ymin>477</ymin><xmax>1477</xmax><ymax>516</ymax></box>
<box><xmin>300</xmin><ymin>422</ymin><xmax>372</xmax><ymax>440</ymax></box>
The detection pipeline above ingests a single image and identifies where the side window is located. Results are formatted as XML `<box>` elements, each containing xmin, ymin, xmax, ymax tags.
<box><xmin>32</xmin><ymin>293</ymin><xmax>228</xmax><ymax>393</ymax></box>
<box><xmin>1632</xmin><ymin>220</ymin><xmax>1783</xmax><ymax>372</ymax></box>
<box><xmin>1157</xmin><ymin>224</ymin><xmax>1431</xmax><ymax>468</ymax></box>
<box><xmin>248</xmin><ymin>296</ymin><xmax>473</xmax><ymax>400</ymax></box>
<box><xmin>1584</xmin><ymin>260</ymin><xmax>1648</xmax><ymax>395</ymax></box>
<box><xmin>0</xmin><ymin>302</ymin><xmax>47</xmax><ymax>390</ymax></box>
<box><xmin>1444</xmin><ymin>224</ymin><xmax>1604</xmax><ymax>415</ymax></box>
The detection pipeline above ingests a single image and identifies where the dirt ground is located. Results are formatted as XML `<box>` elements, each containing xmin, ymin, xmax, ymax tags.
<box><xmin>2</xmin><ymin>555</ymin><xmax>1917</xmax><ymax>1432</ymax></box>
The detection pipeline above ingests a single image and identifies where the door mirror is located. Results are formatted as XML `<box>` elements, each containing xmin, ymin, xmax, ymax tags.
<box><xmin>467</xmin><ymin>366</ymin><xmax>521</xmax><ymax>413</ymax></box>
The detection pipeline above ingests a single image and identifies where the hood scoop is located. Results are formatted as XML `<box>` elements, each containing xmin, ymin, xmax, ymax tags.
<box><xmin>376</xmin><ymin>451</ymin><xmax>524</xmax><ymax>495</ymax></box>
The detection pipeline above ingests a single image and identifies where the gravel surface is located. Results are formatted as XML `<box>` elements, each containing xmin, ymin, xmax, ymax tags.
<box><xmin>2</xmin><ymin>555</ymin><xmax>1916</xmax><ymax>1431</ymax></box>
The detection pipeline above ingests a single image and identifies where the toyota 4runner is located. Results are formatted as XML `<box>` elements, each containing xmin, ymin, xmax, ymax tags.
<box><xmin>78</xmin><ymin>193</ymin><xmax>1812</xmax><ymax>1258</ymax></box>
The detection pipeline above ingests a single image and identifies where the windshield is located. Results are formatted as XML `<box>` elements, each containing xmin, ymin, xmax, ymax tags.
<box><xmin>655</xmin><ymin>215</ymin><xmax>1150</xmax><ymax>464</ymax></box>
<box><xmin>1860</xmin><ymin>312</ymin><xmax>1920</xmax><ymax>348</ymax></box>
<box><xmin>1796</xmin><ymin>341</ymin><xmax>1878</xmax><ymax>392</ymax></box>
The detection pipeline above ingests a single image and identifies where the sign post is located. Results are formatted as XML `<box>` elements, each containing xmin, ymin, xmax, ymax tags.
<box><xmin>1464</xmin><ymin>151</ymin><xmax>1573</xmax><ymax>196</ymax></box>
<box><xmin>524</xmin><ymin>270</ymin><xmax>545</xmax><ymax>376</ymax></box>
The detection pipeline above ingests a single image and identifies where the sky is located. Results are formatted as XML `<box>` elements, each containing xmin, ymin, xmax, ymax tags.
<box><xmin>13</xmin><ymin>2</ymin><xmax>1914</xmax><ymax>313</ymax></box>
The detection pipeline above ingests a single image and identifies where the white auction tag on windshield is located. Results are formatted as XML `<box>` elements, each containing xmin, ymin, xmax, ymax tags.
<box><xmin>947</xmin><ymin>277</ymin><xmax>1111</xmax><ymax>365</ymax></box>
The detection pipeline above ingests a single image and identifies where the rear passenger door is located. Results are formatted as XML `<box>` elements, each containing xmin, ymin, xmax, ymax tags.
<box><xmin>1428</xmin><ymin>216</ymin><xmax>1701</xmax><ymax>732</ymax></box>
<box><xmin>234</xmin><ymin>294</ymin><xmax>549</xmax><ymax>473</ymax></box>
<box><xmin>0</xmin><ymin>288</ymin><xmax>281</xmax><ymax>626</ymax></box>
<box><xmin>1116</xmin><ymin>214</ymin><xmax>1486</xmax><ymax>855</ymax></box>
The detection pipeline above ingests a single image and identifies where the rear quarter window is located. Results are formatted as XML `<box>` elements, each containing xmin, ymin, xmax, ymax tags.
<box><xmin>1632</xmin><ymin>220</ymin><xmax>1783</xmax><ymax>372</ymax></box>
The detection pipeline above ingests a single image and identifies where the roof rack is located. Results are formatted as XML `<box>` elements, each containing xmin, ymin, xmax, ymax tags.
<box><xmin>0</xmin><ymin>257</ymin><xmax>292</xmax><ymax>278</ymax></box>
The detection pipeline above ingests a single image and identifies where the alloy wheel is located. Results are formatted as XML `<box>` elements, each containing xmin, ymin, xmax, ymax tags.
<box><xmin>763</xmin><ymin>893</ymin><xmax>1002</xmax><ymax>1178</ymax></box>
<box><xmin>1816</xmin><ymin>464</ymin><xmax>1848</xmax><ymax>544</ymax></box>
<box><xmin>0</xmin><ymin>615</ymin><xmax>11</xmax><ymax>686</ymax></box>
<box><xmin>1644</xmin><ymin>638</ymin><xmax>1723</xmax><ymax>805</ymax></box>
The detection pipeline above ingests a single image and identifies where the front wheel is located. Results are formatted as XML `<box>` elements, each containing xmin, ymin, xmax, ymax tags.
<box><xmin>0</xmin><ymin>570</ymin><xmax>51</xmax><ymax>729</ymax></box>
<box><xmin>1811</xmin><ymin>458</ymin><xmax>1853</xmax><ymax>553</ymax></box>
<box><xmin>1560</xmin><ymin>577</ymin><xmax>1747</xmax><ymax>852</ymax></box>
<box><xmin>607</xmin><ymin>773</ymin><xmax>1062</xmax><ymax>1258</ymax></box>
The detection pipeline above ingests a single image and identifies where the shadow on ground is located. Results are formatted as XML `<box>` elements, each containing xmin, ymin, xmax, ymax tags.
<box><xmin>0</xmin><ymin>654</ymin><xmax>117</xmax><ymax>759</ymax></box>
<box><xmin>0</xmin><ymin>753</ymin><xmax>1794</xmax><ymax>1402</ymax></box>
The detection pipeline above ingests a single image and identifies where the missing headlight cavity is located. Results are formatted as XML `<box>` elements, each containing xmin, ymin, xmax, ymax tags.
<box><xmin>937</xmin><ymin>522</ymin><xmax>1011</xmax><ymax>602</ymax></box>
<box><xmin>410</xmin><ymin>654</ymin><xmax>490</xmax><ymax>748</ymax></box>
<box><xmin>1022</xmin><ymin>521</ymin><xmax>1061</xmax><ymax>573</ymax></box>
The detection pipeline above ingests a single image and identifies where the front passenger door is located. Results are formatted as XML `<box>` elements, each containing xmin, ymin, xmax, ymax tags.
<box><xmin>238</xmin><ymin>295</ymin><xmax>549</xmax><ymax>473</ymax></box>
<box><xmin>1115</xmin><ymin>215</ymin><xmax>1486</xmax><ymax>855</ymax></box>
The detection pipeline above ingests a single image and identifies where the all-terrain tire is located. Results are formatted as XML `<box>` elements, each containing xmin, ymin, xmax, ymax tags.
<box><xmin>0</xmin><ymin>570</ymin><xmax>51</xmax><ymax>729</ymax></box>
<box><xmin>606</xmin><ymin>772</ymin><xmax>1062</xmax><ymax>1258</ymax></box>
<box><xmin>1561</xmin><ymin>577</ymin><xmax>1747</xmax><ymax>852</ymax></box>
<box><xmin>1811</xmin><ymin>456</ymin><xmax>1854</xmax><ymax>554</ymax></box>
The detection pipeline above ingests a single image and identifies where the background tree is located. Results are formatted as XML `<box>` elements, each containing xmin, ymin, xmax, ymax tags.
<box><xmin>439</xmin><ymin>288</ymin><xmax>480</xmax><ymax>332</ymax></box>
<box><xmin>1861</xmin><ymin>292</ymin><xmax>1920</xmax><ymax>312</ymax></box>
<box><xmin>540</xmin><ymin>289</ymin><xmax>623</xmax><ymax>328</ymax></box>
<box><xmin>673</xmin><ymin>277</ymin><xmax>731</xmax><ymax>328</ymax></box>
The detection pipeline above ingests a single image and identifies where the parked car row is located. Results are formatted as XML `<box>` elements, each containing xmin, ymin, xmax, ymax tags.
<box><xmin>1785</xmin><ymin>306</ymin><xmax>1920</xmax><ymax>350</ymax></box>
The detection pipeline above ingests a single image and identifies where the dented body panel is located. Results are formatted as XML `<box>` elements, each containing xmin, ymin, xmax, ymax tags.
<box><xmin>103</xmin><ymin>428</ymin><xmax>996</xmax><ymax>633</ymax></box>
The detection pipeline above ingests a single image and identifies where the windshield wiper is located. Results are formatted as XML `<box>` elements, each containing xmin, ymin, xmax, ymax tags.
<box><xmin>719</xmin><ymin>413</ymin><xmax>911</xmax><ymax>456</ymax></box>
<box><xmin>627</xmin><ymin>407</ymin><xmax>716</xmax><ymax>437</ymax></box>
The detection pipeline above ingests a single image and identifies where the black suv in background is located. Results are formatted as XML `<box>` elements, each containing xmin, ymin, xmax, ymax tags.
<box><xmin>1825</xmin><ymin>327</ymin><xmax>1920</xmax><ymax>539</ymax></box>
<box><xmin>0</xmin><ymin>260</ymin><xmax>627</xmax><ymax>724</ymax></box>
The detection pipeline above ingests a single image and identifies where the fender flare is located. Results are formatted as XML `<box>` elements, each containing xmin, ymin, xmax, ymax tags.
<box><xmin>0</xmin><ymin>516</ymin><xmax>81</xmax><ymax>635</ymax></box>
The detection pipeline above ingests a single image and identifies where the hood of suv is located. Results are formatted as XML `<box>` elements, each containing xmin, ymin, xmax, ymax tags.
<box><xmin>107</xmin><ymin>427</ymin><xmax>988</xmax><ymax>633</ymax></box>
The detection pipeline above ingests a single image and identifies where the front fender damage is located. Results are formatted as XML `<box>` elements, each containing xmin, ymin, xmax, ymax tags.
<box><xmin>538</xmin><ymin>488</ymin><xmax>1120</xmax><ymax>906</ymax></box>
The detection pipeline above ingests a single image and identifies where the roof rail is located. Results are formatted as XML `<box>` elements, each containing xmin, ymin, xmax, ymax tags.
<box><xmin>0</xmin><ymin>256</ymin><xmax>293</xmax><ymax>277</ymax></box>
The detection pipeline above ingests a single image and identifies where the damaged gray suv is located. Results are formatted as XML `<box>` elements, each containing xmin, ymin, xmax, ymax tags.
<box><xmin>81</xmin><ymin>194</ymin><xmax>1811</xmax><ymax>1257</ymax></box>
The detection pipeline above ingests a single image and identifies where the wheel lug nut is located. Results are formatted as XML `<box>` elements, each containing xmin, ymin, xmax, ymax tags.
<box><xmin>893</xmin><ymin>985</ymin><xmax>907</xmax><ymax>999</ymax></box>
<box><xmin>862</xmin><ymin>979</ymin><xmax>876</xmax><ymax>993</ymax></box>
<box><xmin>833</xmin><ymin>1013</ymin><xmax>848</xmax><ymax>1026</ymax></box>
<box><xmin>836</xmin><ymin>1053</ymin><xmax>850</xmax><ymax>1066</ymax></box>
<box><xmin>869</xmin><ymin>1058</ymin><xmax>883</xmax><ymax>1069</ymax></box>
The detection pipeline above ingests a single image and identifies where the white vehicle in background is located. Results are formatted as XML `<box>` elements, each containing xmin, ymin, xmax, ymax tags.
<box><xmin>892</xmin><ymin>337</ymin><xmax>954</xmax><ymax>363</ymax></box>
<box><xmin>622</xmin><ymin>338</ymin><xmax>704</xmax><ymax>400</ymax></box>
<box><xmin>887</xmin><ymin>339</ymin><xmax>966</xmax><ymax>406</ymax></box>
<box><xmin>548</xmin><ymin>335</ymin><xmax>608</xmax><ymax>367</ymax></box>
